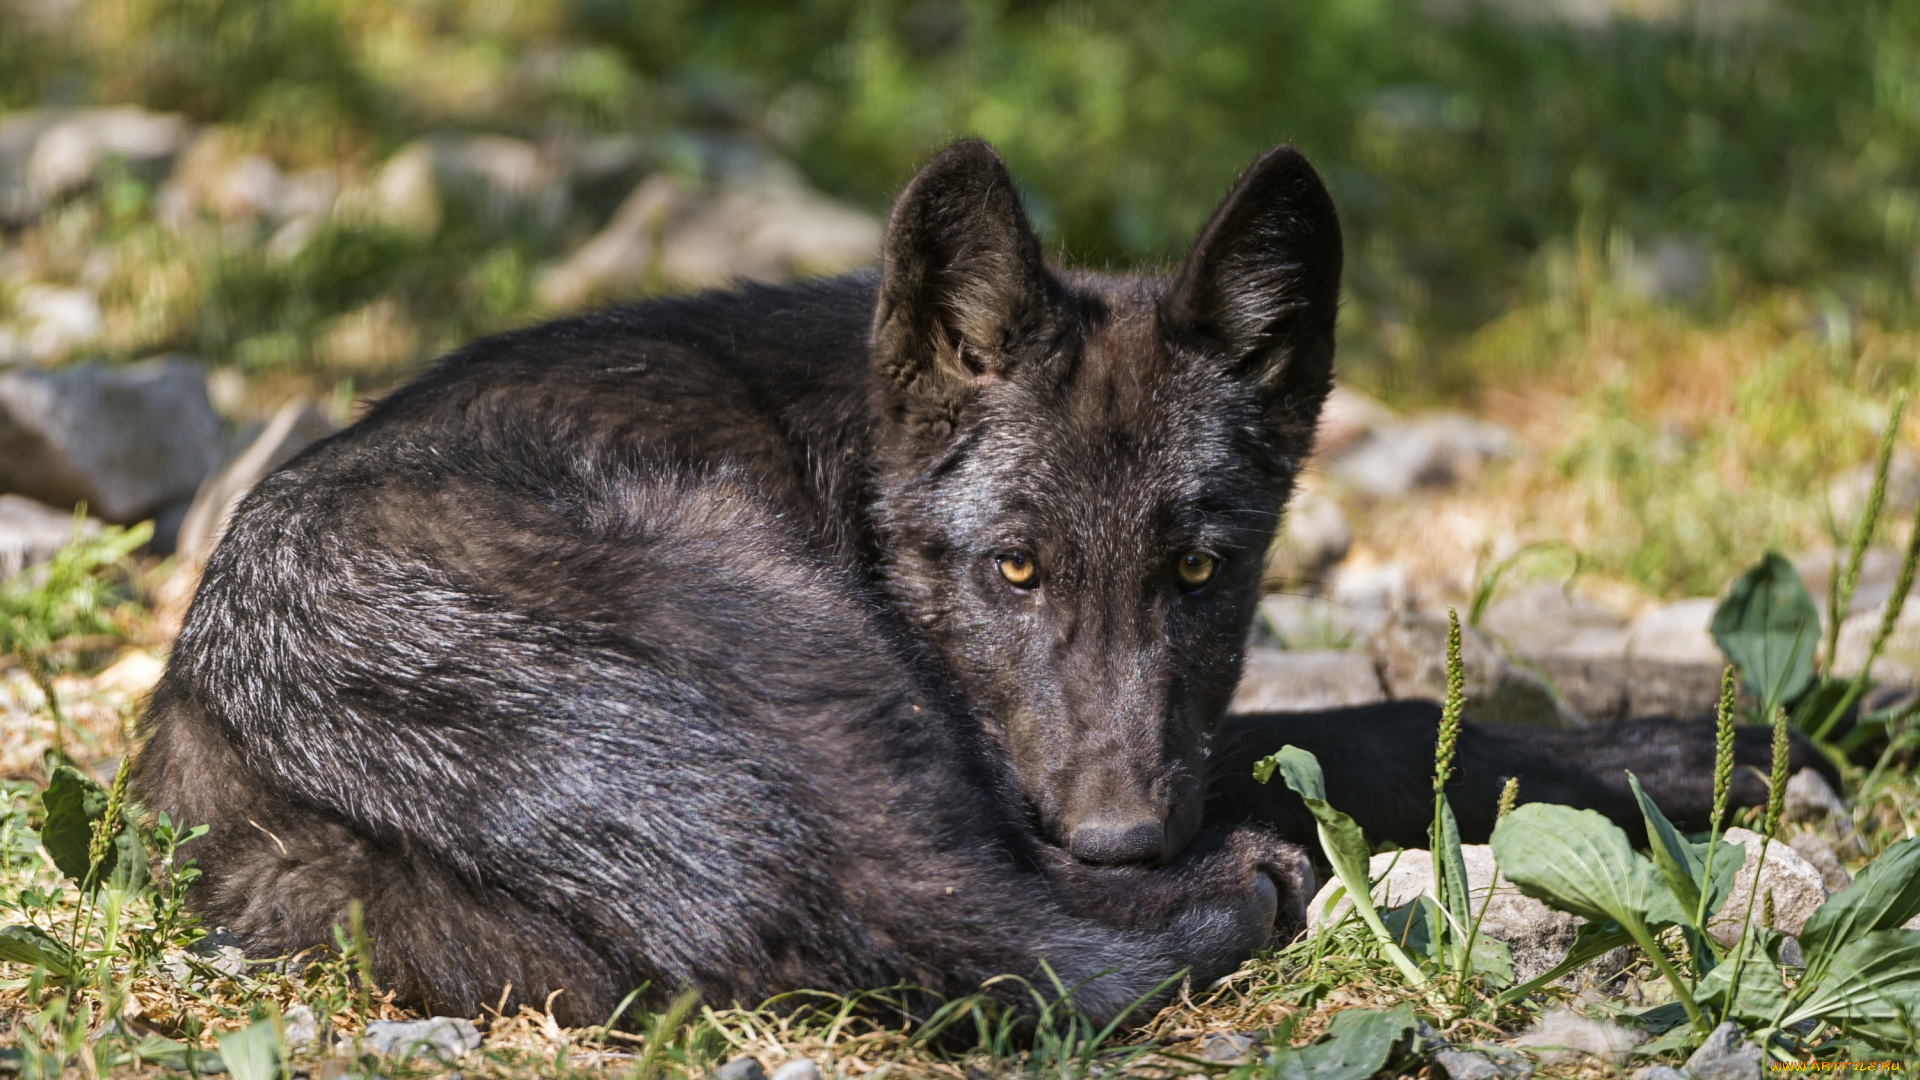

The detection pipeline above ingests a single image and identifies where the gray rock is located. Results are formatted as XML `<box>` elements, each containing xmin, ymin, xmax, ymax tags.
<box><xmin>0</xmin><ymin>110</ymin><xmax>74</xmax><ymax>223</ymax></box>
<box><xmin>1481</xmin><ymin>591</ymin><xmax>1725</xmax><ymax>721</ymax></box>
<box><xmin>1265</xmin><ymin>491</ymin><xmax>1352</xmax><ymax>590</ymax></box>
<box><xmin>1328</xmin><ymin>560</ymin><xmax>1409</xmax><ymax>616</ymax></box>
<box><xmin>1197</xmin><ymin>1031</ymin><xmax>1260</xmax><ymax>1064</ymax></box>
<box><xmin>1827</xmin><ymin>450</ymin><xmax>1920</xmax><ymax>524</ymax></box>
<box><xmin>1684</xmin><ymin>1022</ymin><xmax>1762</xmax><ymax>1080</ymax></box>
<box><xmin>769</xmin><ymin>1059</ymin><xmax>820</xmax><ymax>1080</ymax></box>
<box><xmin>1326</xmin><ymin>412</ymin><xmax>1513</xmax><ymax>498</ymax></box>
<box><xmin>1618</xmin><ymin>236</ymin><xmax>1711</xmax><ymax>305</ymax></box>
<box><xmin>1631</xmin><ymin>1066</ymin><xmax>1692</xmax><ymax>1080</ymax></box>
<box><xmin>1314</xmin><ymin>387</ymin><xmax>1395</xmax><ymax>458</ymax></box>
<box><xmin>185</xmin><ymin>926</ymin><xmax>248</xmax><ymax>978</ymax></box>
<box><xmin>1788</xmin><ymin>831</ymin><xmax>1853</xmax><ymax>894</ymax></box>
<box><xmin>0</xmin><ymin>494</ymin><xmax>98</xmax><ymax>577</ymax></box>
<box><xmin>1231</xmin><ymin>648</ymin><xmax>1386</xmax><ymax>713</ymax></box>
<box><xmin>0</xmin><ymin>355</ymin><xmax>224</xmax><ymax>523</ymax></box>
<box><xmin>1434</xmin><ymin>1048</ymin><xmax>1528</xmax><ymax>1080</ymax></box>
<box><xmin>1709</xmin><ymin>828</ymin><xmax>1829</xmax><ymax>946</ymax></box>
<box><xmin>281</xmin><ymin>1003</ymin><xmax>319</xmax><ymax>1052</ymax></box>
<box><xmin>1258</xmin><ymin>593</ymin><xmax>1386</xmax><ymax>651</ymax></box>
<box><xmin>713</xmin><ymin>1057</ymin><xmax>768</xmax><ymax>1080</ymax></box>
<box><xmin>1832</xmin><ymin>600</ymin><xmax>1920</xmax><ymax>689</ymax></box>
<box><xmin>363</xmin><ymin>1016</ymin><xmax>481</xmax><ymax>1060</ymax></box>
<box><xmin>1784</xmin><ymin>768</ymin><xmax>1848</xmax><ymax>825</ymax></box>
<box><xmin>536</xmin><ymin>153</ymin><xmax>880</xmax><ymax>310</ymax></box>
<box><xmin>176</xmin><ymin>400</ymin><xmax>336</xmax><ymax>568</ymax></box>
<box><xmin>1369</xmin><ymin>611</ymin><xmax>1578</xmax><ymax>727</ymax></box>
<box><xmin>1307</xmin><ymin>845</ymin><xmax>1588</xmax><ymax>986</ymax></box>
<box><xmin>1796</xmin><ymin>546</ymin><xmax>1912</xmax><ymax>620</ymax></box>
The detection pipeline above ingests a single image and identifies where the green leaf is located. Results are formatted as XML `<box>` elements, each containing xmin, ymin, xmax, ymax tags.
<box><xmin>0</xmin><ymin>924</ymin><xmax>72</xmax><ymax>975</ymax></box>
<box><xmin>1494</xmin><ymin>918</ymin><xmax>1635</xmax><ymax>1006</ymax></box>
<box><xmin>1782</xmin><ymin>929</ymin><xmax>1920</xmax><ymax>1044</ymax></box>
<box><xmin>131</xmin><ymin>1035</ymin><xmax>227</xmax><ymax>1074</ymax></box>
<box><xmin>1266</xmin><ymin>1005</ymin><xmax>1416</xmax><ymax>1080</ymax></box>
<box><xmin>216</xmin><ymin>1017</ymin><xmax>284</xmax><ymax>1080</ymax></box>
<box><xmin>1696</xmin><ymin>930</ymin><xmax>1788</xmax><ymax>1025</ymax></box>
<box><xmin>1630</xmin><ymin>772</ymin><xmax>1705</xmax><ymax>921</ymax></box>
<box><xmin>39</xmin><ymin>766</ymin><xmax>145</xmax><ymax>894</ymax></box>
<box><xmin>1710</xmin><ymin>552</ymin><xmax>1819</xmax><ymax>715</ymax></box>
<box><xmin>1262</xmin><ymin>746</ymin><xmax>1427</xmax><ymax>986</ymax></box>
<box><xmin>1799</xmin><ymin>836</ymin><xmax>1920</xmax><ymax>983</ymax></box>
<box><xmin>1431</xmin><ymin>794</ymin><xmax>1474</xmax><ymax>959</ymax></box>
<box><xmin>1490</xmin><ymin>803</ymin><xmax>1686</xmax><ymax>929</ymax></box>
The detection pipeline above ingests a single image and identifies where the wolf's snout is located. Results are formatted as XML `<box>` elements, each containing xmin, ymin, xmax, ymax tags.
<box><xmin>1067</xmin><ymin>816</ymin><xmax>1166</xmax><ymax>864</ymax></box>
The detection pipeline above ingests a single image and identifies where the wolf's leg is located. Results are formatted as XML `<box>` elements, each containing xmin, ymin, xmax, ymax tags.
<box><xmin>1207</xmin><ymin>702</ymin><xmax>1838</xmax><ymax>848</ymax></box>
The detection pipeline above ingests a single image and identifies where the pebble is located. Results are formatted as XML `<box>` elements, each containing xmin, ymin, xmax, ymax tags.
<box><xmin>1683</xmin><ymin>1021</ymin><xmax>1763</xmax><ymax>1080</ymax></box>
<box><xmin>714</xmin><ymin>1057</ymin><xmax>768</xmax><ymax>1080</ymax></box>
<box><xmin>770</xmin><ymin>1059</ymin><xmax>820</xmax><ymax>1080</ymax></box>
<box><xmin>362</xmin><ymin>1016</ymin><xmax>482</xmax><ymax>1060</ymax></box>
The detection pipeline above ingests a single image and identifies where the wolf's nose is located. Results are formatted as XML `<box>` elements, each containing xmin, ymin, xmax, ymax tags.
<box><xmin>1068</xmin><ymin>817</ymin><xmax>1166</xmax><ymax>864</ymax></box>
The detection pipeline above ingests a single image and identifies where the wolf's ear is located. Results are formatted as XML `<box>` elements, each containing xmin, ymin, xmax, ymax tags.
<box><xmin>872</xmin><ymin>140</ymin><xmax>1050</xmax><ymax>415</ymax></box>
<box><xmin>1164</xmin><ymin>145</ymin><xmax>1342</xmax><ymax>418</ymax></box>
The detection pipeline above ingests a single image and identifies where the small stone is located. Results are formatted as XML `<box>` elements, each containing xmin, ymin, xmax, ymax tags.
<box><xmin>769</xmin><ymin>1059</ymin><xmax>820</xmax><ymax>1080</ymax></box>
<box><xmin>1683</xmin><ymin>1022</ymin><xmax>1762</xmax><ymax>1080</ymax></box>
<box><xmin>1230</xmin><ymin>649</ymin><xmax>1385</xmax><ymax>713</ymax></box>
<box><xmin>1265</xmin><ymin>491</ymin><xmax>1352</xmax><ymax>590</ymax></box>
<box><xmin>713</xmin><ymin>1056</ymin><xmax>768</xmax><ymax>1080</ymax></box>
<box><xmin>1630</xmin><ymin>1066</ymin><xmax>1691</xmax><ymax>1080</ymax></box>
<box><xmin>1434</xmin><ymin>1048</ymin><xmax>1526</xmax><ymax>1080</ymax></box>
<box><xmin>363</xmin><ymin>1016</ymin><xmax>482</xmax><ymax>1060</ymax></box>
<box><xmin>0</xmin><ymin>355</ymin><xmax>224</xmax><ymax>523</ymax></box>
<box><xmin>282</xmin><ymin>1003</ymin><xmax>319</xmax><ymax>1051</ymax></box>
<box><xmin>1314</xmin><ymin>387</ymin><xmax>1395</xmax><ymax>458</ymax></box>
<box><xmin>0</xmin><ymin>494</ymin><xmax>98</xmax><ymax>577</ymax></box>
<box><xmin>1783</xmin><ymin>768</ymin><xmax>1848</xmax><ymax>825</ymax></box>
<box><xmin>1197</xmin><ymin>1031</ymin><xmax>1259</xmax><ymax>1064</ymax></box>
<box><xmin>1326</xmin><ymin>412</ymin><xmax>1513</xmax><ymax>498</ymax></box>
<box><xmin>1710</xmin><ymin>828</ymin><xmax>1829</xmax><ymax>945</ymax></box>
<box><xmin>185</xmin><ymin>926</ymin><xmax>248</xmax><ymax>978</ymax></box>
<box><xmin>1787</xmin><ymin>832</ymin><xmax>1853</xmax><ymax>894</ymax></box>
<box><xmin>1512</xmin><ymin>1007</ymin><xmax>1643</xmax><ymax>1065</ymax></box>
<box><xmin>25</xmin><ymin>107</ymin><xmax>192</xmax><ymax>200</ymax></box>
<box><xmin>11</xmin><ymin>283</ymin><xmax>102</xmax><ymax>364</ymax></box>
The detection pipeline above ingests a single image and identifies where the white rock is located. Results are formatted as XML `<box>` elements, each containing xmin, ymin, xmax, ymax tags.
<box><xmin>1314</xmin><ymin>386</ymin><xmax>1395</xmax><ymax>458</ymax></box>
<box><xmin>281</xmin><ymin>1003</ymin><xmax>319</xmax><ymax>1051</ymax></box>
<box><xmin>1370</xmin><ymin>610</ymin><xmax>1576</xmax><ymax>726</ymax></box>
<box><xmin>25</xmin><ymin>107</ymin><xmax>192</xmax><ymax>200</ymax></box>
<box><xmin>1231</xmin><ymin>649</ymin><xmax>1385</xmax><ymax>713</ymax></box>
<box><xmin>93</xmin><ymin>649</ymin><xmax>165</xmax><ymax>698</ymax></box>
<box><xmin>1709</xmin><ymin>827</ymin><xmax>1829</xmax><ymax>946</ymax></box>
<box><xmin>1306</xmin><ymin>845</ymin><xmax>1588</xmax><ymax>985</ymax></box>
<box><xmin>1787</xmin><ymin>831</ymin><xmax>1852</xmax><ymax>894</ymax></box>
<box><xmin>769</xmin><ymin>1059</ymin><xmax>820</xmax><ymax>1080</ymax></box>
<box><xmin>13</xmin><ymin>283</ymin><xmax>101</xmax><ymax>363</ymax></box>
<box><xmin>1783</xmin><ymin>768</ymin><xmax>1848</xmax><ymax>824</ymax></box>
<box><xmin>363</xmin><ymin>1016</ymin><xmax>481</xmax><ymax>1060</ymax></box>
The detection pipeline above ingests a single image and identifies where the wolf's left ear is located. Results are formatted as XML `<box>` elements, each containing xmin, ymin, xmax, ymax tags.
<box><xmin>1164</xmin><ymin>145</ymin><xmax>1342</xmax><ymax>422</ymax></box>
<box><xmin>872</xmin><ymin>140</ymin><xmax>1051</xmax><ymax>424</ymax></box>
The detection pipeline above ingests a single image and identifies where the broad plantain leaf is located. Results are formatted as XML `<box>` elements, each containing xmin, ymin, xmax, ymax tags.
<box><xmin>40</xmin><ymin>766</ymin><xmax>145</xmax><ymax>894</ymax></box>
<box><xmin>1267</xmin><ymin>1005</ymin><xmax>1416</xmax><ymax>1080</ymax></box>
<box><xmin>0</xmin><ymin>924</ymin><xmax>71</xmax><ymax>975</ymax></box>
<box><xmin>215</xmin><ymin>1016</ymin><xmax>283</xmax><ymax>1080</ymax></box>
<box><xmin>1628</xmin><ymin>770</ymin><xmax>1741</xmax><ymax>969</ymax></box>
<box><xmin>1696</xmin><ymin>929</ymin><xmax>1789</xmax><ymax>1025</ymax></box>
<box><xmin>1782</xmin><ymin>929</ymin><xmax>1920</xmax><ymax>1044</ymax></box>
<box><xmin>1490</xmin><ymin>803</ymin><xmax>1687</xmax><ymax>929</ymax></box>
<box><xmin>1710</xmin><ymin>552</ymin><xmax>1819</xmax><ymax>715</ymax></box>
<box><xmin>1495</xmin><ymin>918</ymin><xmax>1636</xmax><ymax>1006</ymax></box>
<box><xmin>1799</xmin><ymin>836</ymin><xmax>1920</xmax><ymax>983</ymax></box>
<box><xmin>1430</xmin><ymin>794</ymin><xmax>1474</xmax><ymax>958</ymax></box>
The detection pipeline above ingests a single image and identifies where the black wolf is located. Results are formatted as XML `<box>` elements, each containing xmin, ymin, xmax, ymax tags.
<box><xmin>134</xmin><ymin>140</ymin><xmax>1811</xmax><ymax>1028</ymax></box>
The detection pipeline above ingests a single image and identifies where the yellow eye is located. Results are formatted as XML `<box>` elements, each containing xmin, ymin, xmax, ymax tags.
<box><xmin>997</xmin><ymin>552</ymin><xmax>1037</xmax><ymax>588</ymax></box>
<box><xmin>1176</xmin><ymin>551</ymin><xmax>1218</xmax><ymax>589</ymax></box>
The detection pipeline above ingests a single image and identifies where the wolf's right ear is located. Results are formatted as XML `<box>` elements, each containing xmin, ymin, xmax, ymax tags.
<box><xmin>1163</xmin><ymin>145</ymin><xmax>1342</xmax><ymax>423</ymax></box>
<box><xmin>872</xmin><ymin>140</ymin><xmax>1051</xmax><ymax>424</ymax></box>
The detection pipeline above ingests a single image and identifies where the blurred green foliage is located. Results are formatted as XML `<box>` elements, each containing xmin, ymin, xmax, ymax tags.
<box><xmin>4</xmin><ymin>0</ymin><xmax>1915</xmax><ymax>398</ymax></box>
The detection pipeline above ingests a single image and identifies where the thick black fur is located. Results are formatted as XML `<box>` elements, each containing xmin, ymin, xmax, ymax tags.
<box><xmin>134</xmin><ymin>140</ymin><xmax>1808</xmax><ymax>1029</ymax></box>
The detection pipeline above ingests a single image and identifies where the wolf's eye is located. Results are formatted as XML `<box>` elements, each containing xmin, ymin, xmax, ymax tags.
<box><xmin>996</xmin><ymin>552</ymin><xmax>1038</xmax><ymax>588</ymax></box>
<box><xmin>1176</xmin><ymin>551</ymin><xmax>1218</xmax><ymax>590</ymax></box>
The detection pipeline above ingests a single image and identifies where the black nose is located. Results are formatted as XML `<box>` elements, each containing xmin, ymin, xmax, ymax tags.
<box><xmin>1068</xmin><ymin>817</ymin><xmax>1166</xmax><ymax>864</ymax></box>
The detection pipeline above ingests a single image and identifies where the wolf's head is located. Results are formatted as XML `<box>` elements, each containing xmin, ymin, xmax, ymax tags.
<box><xmin>868</xmin><ymin>140</ymin><xmax>1342</xmax><ymax>865</ymax></box>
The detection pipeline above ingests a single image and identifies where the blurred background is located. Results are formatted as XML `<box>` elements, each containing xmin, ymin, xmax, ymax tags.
<box><xmin>4</xmin><ymin>0</ymin><xmax>1920</xmax><ymax>713</ymax></box>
